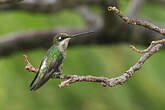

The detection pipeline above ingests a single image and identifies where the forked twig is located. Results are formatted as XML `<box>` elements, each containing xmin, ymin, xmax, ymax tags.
<box><xmin>108</xmin><ymin>6</ymin><xmax>165</xmax><ymax>35</ymax></box>
<box><xmin>130</xmin><ymin>39</ymin><xmax>165</xmax><ymax>53</ymax></box>
<box><xmin>24</xmin><ymin>55</ymin><xmax>38</xmax><ymax>73</ymax></box>
<box><xmin>108</xmin><ymin>6</ymin><xmax>165</xmax><ymax>53</ymax></box>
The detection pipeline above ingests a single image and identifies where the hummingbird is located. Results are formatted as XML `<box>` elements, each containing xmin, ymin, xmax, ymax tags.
<box><xmin>30</xmin><ymin>31</ymin><xmax>94</xmax><ymax>91</ymax></box>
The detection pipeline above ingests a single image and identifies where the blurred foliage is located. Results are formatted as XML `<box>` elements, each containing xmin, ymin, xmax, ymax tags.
<box><xmin>0</xmin><ymin>0</ymin><xmax>165</xmax><ymax>110</ymax></box>
<box><xmin>0</xmin><ymin>10</ymin><xmax>86</xmax><ymax>36</ymax></box>
<box><xmin>141</xmin><ymin>1</ymin><xmax>165</xmax><ymax>23</ymax></box>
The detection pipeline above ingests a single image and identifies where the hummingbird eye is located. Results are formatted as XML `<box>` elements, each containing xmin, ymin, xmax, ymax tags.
<box><xmin>58</xmin><ymin>36</ymin><xmax>64</xmax><ymax>41</ymax></box>
<box><xmin>58</xmin><ymin>37</ymin><xmax>62</xmax><ymax>40</ymax></box>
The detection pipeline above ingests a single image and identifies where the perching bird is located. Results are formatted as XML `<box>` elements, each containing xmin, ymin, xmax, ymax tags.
<box><xmin>30</xmin><ymin>31</ymin><xmax>94</xmax><ymax>91</ymax></box>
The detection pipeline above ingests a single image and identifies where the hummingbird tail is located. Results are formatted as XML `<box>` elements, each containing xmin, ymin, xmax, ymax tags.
<box><xmin>30</xmin><ymin>71</ymin><xmax>53</xmax><ymax>91</ymax></box>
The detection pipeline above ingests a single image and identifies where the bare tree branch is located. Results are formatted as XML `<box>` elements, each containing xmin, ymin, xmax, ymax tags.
<box><xmin>108</xmin><ymin>6</ymin><xmax>165</xmax><ymax>53</ymax></box>
<box><xmin>0</xmin><ymin>27</ymin><xmax>101</xmax><ymax>57</ymax></box>
<box><xmin>108</xmin><ymin>6</ymin><xmax>165</xmax><ymax>36</ymax></box>
<box><xmin>24</xmin><ymin>55</ymin><xmax>38</xmax><ymax>73</ymax></box>
<box><xmin>0</xmin><ymin>2</ymin><xmax>64</xmax><ymax>13</ymax></box>
<box><xmin>0</xmin><ymin>0</ymin><xmax>23</xmax><ymax>4</ymax></box>
<box><xmin>130</xmin><ymin>39</ymin><xmax>165</xmax><ymax>53</ymax></box>
<box><xmin>24</xmin><ymin>42</ymin><xmax>165</xmax><ymax>88</ymax></box>
<box><xmin>0</xmin><ymin>30</ymin><xmax>55</xmax><ymax>56</ymax></box>
<box><xmin>0</xmin><ymin>0</ymin><xmax>102</xmax><ymax>13</ymax></box>
<box><xmin>76</xmin><ymin>5</ymin><xmax>104</xmax><ymax>30</ymax></box>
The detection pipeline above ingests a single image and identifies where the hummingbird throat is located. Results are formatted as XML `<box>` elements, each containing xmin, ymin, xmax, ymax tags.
<box><xmin>57</xmin><ymin>38</ymin><xmax>70</xmax><ymax>53</ymax></box>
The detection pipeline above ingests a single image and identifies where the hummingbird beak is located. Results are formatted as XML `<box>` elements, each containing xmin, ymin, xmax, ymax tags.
<box><xmin>70</xmin><ymin>31</ymin><xmax>94</xmax><ymax>38</ymax></box>
<box><xmin>65</xmin><ymin>37</ymin><xmax>71</xmax><ymax>41</ymax></box>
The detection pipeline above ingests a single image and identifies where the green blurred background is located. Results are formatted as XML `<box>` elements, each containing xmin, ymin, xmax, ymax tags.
<box><xmin>0</xmin><ymin>0</ymin><xmax>165</xmax><ymax>110</ymax></box>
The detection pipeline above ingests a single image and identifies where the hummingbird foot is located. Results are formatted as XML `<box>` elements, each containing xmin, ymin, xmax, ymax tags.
<box><xmin>52</xmin><ymin>72</ymin><xmax>62</xmax><ymax>78</ymax></box>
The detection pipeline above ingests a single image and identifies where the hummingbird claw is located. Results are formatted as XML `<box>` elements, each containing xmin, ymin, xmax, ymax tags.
<box><xmin>53</xmin><ymin>72</ymin><xmax>62</xmax><ymax>78</ymax></box>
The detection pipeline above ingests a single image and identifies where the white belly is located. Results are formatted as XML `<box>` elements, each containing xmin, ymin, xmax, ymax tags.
<box><xmin>40</xmin><ymin>58</ymin><xmax>47</xmax><ymax>71</ymax></box>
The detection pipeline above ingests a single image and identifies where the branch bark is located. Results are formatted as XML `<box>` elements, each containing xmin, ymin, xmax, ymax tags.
<box><xmin>108</xmin><ymin>6</ymin><xmax>165</xmax><ymax>36</ymax></box>
<box><xmin>130</xmin><ymin>39</ymin><xmax>165</xmax><ymax>53</ymax></box>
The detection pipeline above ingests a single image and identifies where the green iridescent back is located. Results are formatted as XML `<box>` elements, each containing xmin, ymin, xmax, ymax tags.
<box><xmin>30</xmin><ymin>44</ymin><xmax>64</xmax><ymax>90</ymax></box>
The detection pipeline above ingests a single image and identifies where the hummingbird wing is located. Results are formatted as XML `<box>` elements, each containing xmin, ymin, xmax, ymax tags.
<box><xmin>30</xmin><ymin>46</ymin><xmax>64</xmax><ymax>91</ymax></box>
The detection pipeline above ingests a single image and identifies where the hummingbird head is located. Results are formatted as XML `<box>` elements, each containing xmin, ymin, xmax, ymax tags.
<box><xmin>53</xmin><ymin>31</ymin><xmax>94</xmax><ymax>52</ymax></box>
<box><xmin>53</xmin><ymin>33</ymin><xmax>71</xmax><ymax>52</ymax></box>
